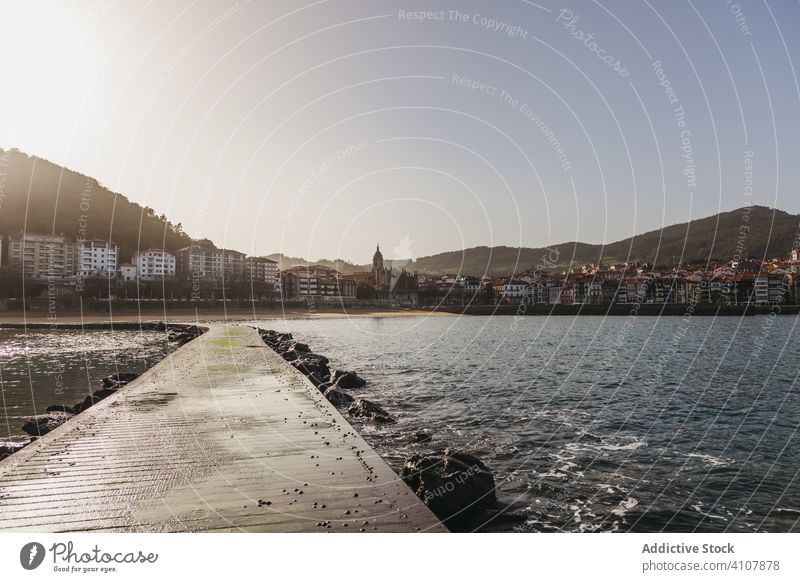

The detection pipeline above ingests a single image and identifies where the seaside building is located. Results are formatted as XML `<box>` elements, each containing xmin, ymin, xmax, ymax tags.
<box><xmin>119</xmin><ymin>263</ymin><xmax>137</xmax><ymax>282</ymax></box>
<box><xmin>281</xmin><ymin>265</ymin><xmax>356</xmax><ymax>301</ymax></box>
<box><xmin>493</xmin><ymin>279</ymin><xmax>528</xmax><ymax>304</ymax></box>
<box><xmin>77</xmin><ymin>240</ymin><xmax>118</xmax><ymax>278</ymax></box>
<box><xmin>244</xmin><ymin>256</ymin><xmax>278</xmax><ymax>288</ymax></box>
<box><xmin>370</xmin><ymin>244</ymin><xmax>419</xmax><ymax>305</ymax></box>
<box><xmin>175</xmin><ymin>243</ymin><xmax>245</xmax><ymax>283</ymax></box>
<box><xmin>754</xmin><ymin>272</ymin><xmax>790</xmax><ymax>305</ymax></box>
<box><xmin>132</xmin><ymin>248</ymin><xmax>176</xmax><ymax>280</ymax></box>
<box><xmin>7</xmin><ymin>232</ymin><xmax>76</xmax><ymax>280</ymax></box>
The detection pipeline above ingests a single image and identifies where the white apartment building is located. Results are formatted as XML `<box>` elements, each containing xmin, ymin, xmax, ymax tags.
<box><xmin>119</xmin><ymin>263</ymin><xmax>137</xmax><ymax>282</ymax></box>
<box><xmin>77</xmin><ymin>240</ymin><xmax>118</xmax><ymax>278</ymax></box>
<box><xmin>493</xmin><ymin>279</ymin><xmax>529</xmax><ymax>304</ymax></box>
<box><xmin>132</xmin><ymin>249</ymin><xmax>176</xmax><ymax>279</ymax></box>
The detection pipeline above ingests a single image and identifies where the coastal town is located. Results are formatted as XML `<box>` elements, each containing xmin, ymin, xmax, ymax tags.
<box><xmin>1</xmin><ymin>231</ymin><xmax>799</xmax><ymax>310</ymax></box>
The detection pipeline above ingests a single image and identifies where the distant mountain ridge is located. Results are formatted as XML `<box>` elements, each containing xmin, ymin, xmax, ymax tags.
<box><xmin>407</xmin><ymin>205</ymin><xmax>799</xmax><ymax>275</ymax></box>
<box><xmin>0</xmin><ymin>149</ymin><xmax>796</xmax><ymax>275</ymax></box>
<box><xmin>264</xmin><ymin>206</ymin><xmax>798</xmax><ymax>276</ymax></box>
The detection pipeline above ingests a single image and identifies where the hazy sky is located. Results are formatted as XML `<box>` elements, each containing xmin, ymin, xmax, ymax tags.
<box><xmin>1</xmin><ymin>0</ymin><xmax>798</xmax><ymax>263</ymax></box>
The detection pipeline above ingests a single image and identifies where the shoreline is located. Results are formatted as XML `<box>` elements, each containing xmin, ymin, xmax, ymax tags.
<box><xmin>0</xmin><ymin>302</ymin><xmax>797</xmax><ymax>324</ymax></box>
<box><xmin>0</xmin><ymin>307</ymin><xmax>451</xmax><ymax>324</ymax></box>
<box><xmin>426</xmin><ymin>303</ymin><xmax>800</xmax><ymax>316</ymax></box>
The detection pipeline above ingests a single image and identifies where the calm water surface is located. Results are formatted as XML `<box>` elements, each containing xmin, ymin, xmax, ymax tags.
<box><xmin>0</xmin><ymin>327</ymin><xmax>170</xmax><ymax>441</ymax></box>
<box><xmin>2</xmin><ymin>316</ymin><xmax>798</xmax><ymax>533</ymax></box>
<box><xmin>259</xmin><ymin>314</ymin><xmax>800</xmax><ymax>533</ymax></box>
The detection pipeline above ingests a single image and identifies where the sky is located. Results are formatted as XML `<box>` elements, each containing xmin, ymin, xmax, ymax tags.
<box><xmin>0</xmin><ymin>0</ymin><xmax>798</xmax><ymax>264</ymax></box>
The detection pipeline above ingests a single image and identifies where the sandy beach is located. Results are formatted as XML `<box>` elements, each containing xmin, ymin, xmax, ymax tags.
<box><xmin>0</xmin><ymin>306</ymin><xmax>452</xmax><ymax>325</ymax></box>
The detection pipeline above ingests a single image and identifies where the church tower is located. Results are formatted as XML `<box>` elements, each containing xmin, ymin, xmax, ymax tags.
<box><xmin>372</xmin><ymin>243</ymin><xmax>384</xmax><ymax>285</ymax></box>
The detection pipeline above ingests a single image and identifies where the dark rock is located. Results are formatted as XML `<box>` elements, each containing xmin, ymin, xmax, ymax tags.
<box><xmin>290</xmin><ymin>355</ymin><xmax>331</xmax><ymax>386</ymax></box>
<box><xmin>276</xmin><ymin>333</ymin><xmax>293</xmax><ymax>342</ymax></box>
<box><xmin>298</xmin><ymin>353</ymin><xmax>329</xmax><ymax>365</ymax></box>
<box><xmin>331</xmin><ymin>371</ymin><xmax>366</xmax><ymax>390</ymax></box>
<box><xmin>401</xmin><ymin>449</ymin><xmax>496</xmax><ymax>527</ymax></box>
<box><xmin>323</xmin><ymin>386</ymin><xmax>354</xmax><ymax>406</ymax></box>
<box><xmin>21</xmin><ymin>411</ymin><xmax>74</xmax><ymax>437</ymax></box>
<box><xmin>315</xmin><ymin>382</ymin><xmax>333</xmax><ymax>393</ymax></box>
<box><xmin>46</xmin><ymin>404</ymin><xmax>77</xmax><ymax>414</ymax></box>
<box><xmin>258</xmin><ymin>329</ymin><xmax>280</xmax><ymax>347</ymax></box>
<box><xmin>329</xmin><ymin>369</ymin><xmax>347</xmax><ymax>383</ymax></box>
<box><xmin>274</xmin><ymin>341</ymin><xmax>294</xmax><ymax>354</ymax></box>
<box><xmin>347</xmin><ymin>399</ymin><xmax>394</xmax><ymax>424</ymax></box>
<box><xmin>281</xmin><ymin>350</ymin><xmax>301</xmax><ymax>362</ymax></box>
<box><xmin>0</xmin><ymin>440</ymin><xmax>28</xmax><ymax>461</ymax></box>
<box><xmin>79</xmin><ymin>387</ymin><xmax>118</xmax><ymax>412</ymax></box>
<box><xmin>290</xmin><ymin>342</ymin><xmax>310</xmax><ymax>353</ymax></box>
<box><xmin>102</xmin><ymin>372</ymin><xmax>138</xmax><ymax>389</ymax></box>
<box><xmin>168</xmin><ymin>325</ymin><xmax>203</xmax><ymax>344</ymax></box>
<box><xmin>408</xmin><ymin>430</ymin><xmax>433</xmax><ymax>444</ymax></box>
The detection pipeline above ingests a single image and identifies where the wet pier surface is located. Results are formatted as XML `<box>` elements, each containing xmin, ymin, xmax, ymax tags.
<box><xmin>0</xmin><ymin>325</ymin><xmax>445</xmax><ymax>532</ymax></box>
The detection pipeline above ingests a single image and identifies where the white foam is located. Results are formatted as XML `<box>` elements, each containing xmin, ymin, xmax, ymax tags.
<box><xmin>611</xmin><ymin>497</ymin><xmax>639</xmax><ymax>516</ymax></box>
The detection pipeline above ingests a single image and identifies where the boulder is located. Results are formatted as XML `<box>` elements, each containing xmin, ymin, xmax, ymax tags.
<box><xmin>79</xmin><ymin>388</ymin><xmax>118</xmax><ymax>412</ymax></box>
<box><xmin>330</xmin><ymin>370</ymin><xmax>366</xmax><ymax>390</ymax></box>
<box><xmin>274</xmin><ymin>341</ymin><xmax>294</xmax><ymax>354</ymax></box>
<box><xmin>323</xmin><ymin>386</ymin><xmax>354</xmax><ymax>406</ymax></box>
<box><xmin>102</xmin><ymin>372</ymin><xmax>138</xmax><ymax>389</ymax></box>
<box><xmin>347</xmin><ymin>399</ymin><xmax>394</xmax><ymax>424</ymax></box>
<box><xmin>46</xmin><ymin>404</ymin><xmax>78</xmax><ymax>414</ymax></box>
<box><xmin>0</xmin><ymin>440</ymin><xmax>28</xmax><ymax>461</ymax></box>
<box><xmin>21</xmin><ymin>411</ymin><xmax>74</xmax><ymax>437</ymax></box>
<box><xmin>258</xmin><ymin>329</ymin><xmax>280</xmax><ymax>347</ymax></box>
<box><xmin>401</xmin><ymin>449</ymin><xmax>496</xmax><ymax>527</ymax></box>
<box><xmin>408</xmin><ymin>430</ymin><xmax>433</xmax><ymax>444</ymax></box>
<box><xmin>281</xmin><ymin>350</ymin><xmax>301</xmax><ymax>362</ymax></box>
<box><xmin>290</xmin><ymin>355</ymin><xmax>331</xmax><ymax>386</ymax></box>
<box><xmin>276</xmin><ymin>332</ymin><xmax>293</xmax><ymax>342</ymax></box>
<box><xmin>290</xmin><ymin>342</ymin><xmax>310</xmax><ymax>353</ymax></box>
<box><xmin>329</xmin><ymin>369</ymin><xmax>348</xmax><ymax>383</ymax></box>
<box><xmin>168</xmin><ymin>325</ymin><xmax>203</xmax><ymax>344</ymax></box>
<box><xmin>298</xmin><ymin>353</ymin><xmax>329</xmax><ymax>365</ymax></box>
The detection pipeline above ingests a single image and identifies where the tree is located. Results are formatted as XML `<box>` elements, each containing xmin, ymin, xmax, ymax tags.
<box><xmin>357</xmin><ymin>282</ymin><xmax>376</xmax><ymax>300</ymax></box>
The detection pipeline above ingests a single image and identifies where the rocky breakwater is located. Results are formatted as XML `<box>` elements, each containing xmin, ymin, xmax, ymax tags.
<box><xmin>256</xmin><ymin>327</ymin><xmax>522</xmax><ymax>531</ymax></box>
<box><xmin>256</xmin><ymin>329</ymin><xmax>382</xmax><ymax>423</ymax></box>
<box><xmin>0</xmin><ymin>324</ymin><xmax>205</xmax><ymax>463</ymax></box>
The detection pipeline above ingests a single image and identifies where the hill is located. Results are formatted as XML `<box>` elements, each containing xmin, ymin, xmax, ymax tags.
<box><xmin>0</xmin><ymin>149</ymin><xmax>796</xmax><ymax>276</ymax></box>
<box><xmin>0</xmin><ymin>148</ymin><xmax>191</xmax><ymax>261</ymax></box>
<box><xmin>264</xmin><ymin>253</ymin><xmax>363</xmax><ymax>273</ymax></box>
<box><xmin>408</xmin><ymin>206</ymin><xmax>799</xmax><ymax>275</ymax></box>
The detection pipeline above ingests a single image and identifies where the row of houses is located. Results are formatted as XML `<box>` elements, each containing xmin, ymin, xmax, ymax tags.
<box><xmin>278</xmin><ymin>245</ymin><xmax>420</xmax><ymax>305</ymax></box>
<box><xmin>0</xmin><ymin>233</ymin><xmax>279</xmax><ymax>289</ymax></box>
<box><xmin>0</xmin><ymin>234</ymin><xmax>417</xmax><ymax>304</ymax></box>
<box><xmin>423</xmin><ymin>254</ymin><xmax>800</xmax><ymax>306</ymax></box>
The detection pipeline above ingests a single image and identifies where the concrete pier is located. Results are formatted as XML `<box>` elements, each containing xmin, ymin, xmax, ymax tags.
<box><xmin>0</xmin><ymin>325</ymin><xmax>445</xmax><ymax>532</ymax></box>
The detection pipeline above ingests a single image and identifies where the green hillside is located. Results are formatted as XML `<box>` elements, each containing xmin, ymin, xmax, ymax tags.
<box><xmin>1</xmin><ymin>149</ymin><xmax>795</xmax><ymax>276</ymax></box>
<box><xmin>0</xmin><ymin>148</ymin><xmax>191</xmax><ymax>262</ymax></box>
<box><xmin>409</xmin><ymin>206</ymin><xmax>799</xmax><ymax>275</ymax></box>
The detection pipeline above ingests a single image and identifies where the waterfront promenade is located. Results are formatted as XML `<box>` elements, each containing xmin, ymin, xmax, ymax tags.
<box><xmin>0</xmin><ymin>325</ymin><xmax>444</xmax><ymax>532</ymax></box>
